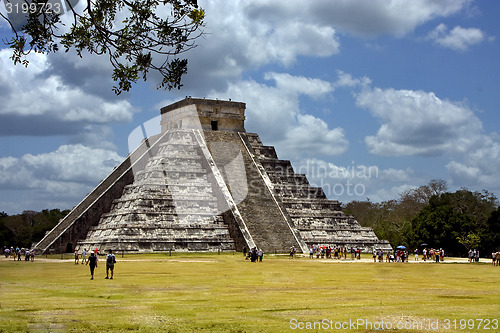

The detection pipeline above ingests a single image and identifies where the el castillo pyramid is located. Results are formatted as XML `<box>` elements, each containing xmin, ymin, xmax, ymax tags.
<box><xmin>35</xmin><ymin>98</ymin><xmax>390</xmax><ymax>254</ymax></box>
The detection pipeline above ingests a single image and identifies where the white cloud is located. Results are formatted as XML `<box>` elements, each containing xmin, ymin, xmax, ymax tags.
<box><xmin>212</xmin><ymin>73</ymin><xmax>347</xmax><ymax>159</ymax></box>
<box><xmin>427</xmin><ymin>23</ymin><xmax>485</xmax><ymax>51</ymax></box>
<box><xmin>368</xmin><ymin>184</ymin><xmax>418</xmax><ymax>204</ymax></box>
<box><xmin>0</xmin><ymin>144</ymin><xmax>123</xmax><ymax>187</ymax></box>
<box><xmin>0</xmin><ymin>50</ymin><xmax>135</xmax><ymax>121</ymax></box>
<box><xmin>345</xmin><ymin>72</ymin><xmax>500</xmax><ymax>194</ymax></box>
<box><xmin>245</xmin><ymin>0</ymin><xmax>470</xmax><ymax>37</ymax></box>
<box><xmin>178</xmin><ymin>0</ymin><xmax>472</xmax><ymax>95</ymax></box>
<box><xmin>379</xmin><ymin>168</ymin><xmax>414</xmax><ymax>183</ymax></box>
<box><xmin>0</xmin><ymin>49</ymin><xmax>137</xmax><ymax>138</ymax></box>
<box><xmin>175</xmin><ymin>0</ymin><xmax>342</xmax><ymax>94</ymax></box>
<box><xmin>446</xmin><ymin>134</ymin><xmax>500</xmax><ymax>188</ymax></box>
<box><xmin>356</xmin><ymin>87</ymin><xmax>483</xmax><ymax>156</ymax></box>
<box><xmin>293</xmin><ymin>158</ymin><xmax>417</xmax><ymax>203</ymax></box>
<box><xmin>0</xmin><ymin>144</ymin><xmax>124</xmax><ymax>211</ymax></box>
<box><xmin>334</xmin><ymin>70</ymin><xmax>371</xmax><ymax>89</ymax></box>
<box><xmin>264</xmin><ymin>72</ymin><xmax>334</xmax><ymax>98</ymax></box>
<box><xmin>283</xmin><ymin>115</ymin><xmax>348</xmax><ymax>156</ymax></box>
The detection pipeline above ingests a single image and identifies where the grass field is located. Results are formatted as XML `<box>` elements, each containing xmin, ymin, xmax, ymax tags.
<box><xmin>0</xmin><ymin>253</ymin><xmax>498</xmax><ymax>332</ymax></box>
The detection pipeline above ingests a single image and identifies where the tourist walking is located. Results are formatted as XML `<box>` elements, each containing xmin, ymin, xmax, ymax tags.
<box><xmin>82</xmin><ymin>248</ymin><xmax>87</xmax><ymax>265</ymax></box>
<box><xmin>88</xmin><ymin>252</ymin><xmax>98</xmax><ymax>280</ymax></box>
<box><xmin>74</xmin><ymin>250</ymin><xmax>79</xmax><ymax>265</ymax></box>
<box><xmin>105</xmin><ymin>249</ymin><xmax>116</xmax><ymax>279</ymax></box>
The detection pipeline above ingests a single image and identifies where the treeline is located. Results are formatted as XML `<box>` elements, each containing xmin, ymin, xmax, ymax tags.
<box><xmin>344</xmin><ymin>180</ymin><xmax>500</xmax><ymax>257</ymax></box>
<box><xmin>0</xmin><ymin>209</ymin><xmax>70</xmax><ymax>248</ymax></box>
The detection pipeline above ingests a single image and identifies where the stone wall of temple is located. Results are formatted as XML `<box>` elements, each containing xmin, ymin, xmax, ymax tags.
<box><xmin>34</xmin><ymin>134</ymin><xmax>163</xmax><ymax>254</ymax></box>
<box><xmin>161</xmin><ymin>98</ymin><xmax>246</xmax><ymax>133</ymax></box>
<box><xmin>203</xmin><ymin>130</ymin><xmax>305</xmax><ymax>253</ymax></box>
<box><xmin>244</xmin><ymin>133</ymin><xmax>392</xmax><ymax>252</ymax></box>
<box><xmin>77</xmin><ymin>130</ymin><xmax>236</xmax><ymax>252</ymax></box>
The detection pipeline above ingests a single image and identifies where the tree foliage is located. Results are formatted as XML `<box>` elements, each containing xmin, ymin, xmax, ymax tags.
<box><xmin>1</xmin><ymin>0</ymin><xmax>204</xmax><ymax>94</ymax></box>
<box><xmin>344</xmin><ymin>179</ymin><xmax>448</xmax><ymax>247</ymax></box>
<box><xmin>408</xmin><ymin>189</ymin><xmax>497</xmax><ymax>255</ymax></box>
<box><xmin>345</xmin><ymin>180</ymin><xmax>499</xmax><ymax>256</ymax></box>
<box><xmin>0</xmin><ymin>209</ymin><xmax>70</xmax><ymax>248</ymax></box>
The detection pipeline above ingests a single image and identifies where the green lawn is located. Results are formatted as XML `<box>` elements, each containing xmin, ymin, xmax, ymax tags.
<box><xmin>0</xmin><ymin>253</ymin><xmax>498</xmax><ymax>332</ymax></box>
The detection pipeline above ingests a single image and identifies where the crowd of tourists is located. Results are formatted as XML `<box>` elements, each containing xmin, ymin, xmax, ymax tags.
<box><xmin>301</xmin><ymin>245</ymin><xmax>451</xmax><ymax>263</ymax></box>
<box><xmin>468</xmin><ymin>249</ymin><xmax>480</xmax><ymax>262</ymax></box>
<box><xmin>308</xmin><ymin>245</ymin><xmax>350</xmax><ymax>259</ymax></box>
<box><xmin>244</xmin><ymin>247</ymin><xmax>264</xmax><ymax>262</ymax></box>
<box><xmin>2</xmin><ymin>246</ymin><xmax>35</xmax><ymax>262</ymax></box>
<box><xmin>492</xmin><ymin>251</ymin><xmax>500</xmax><ymax>266</ymax></box>
<box><xmin>417</xmin><ymin>248</ymin><xmax>445</xmax><ymax>262</ymax></box>
<box><xmin>74</xmin><ymin>248</ymin><xmax>102</xmax><ymax>265</ymax></box>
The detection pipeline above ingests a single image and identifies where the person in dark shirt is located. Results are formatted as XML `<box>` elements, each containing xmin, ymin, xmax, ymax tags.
<box><xmin>105</xmin><ymin>249</ymin><xmax>116</xmax><ymax>279</ymax></box>
<box><xmin>88</xmin><ymin>252</ymin><xmax>98</xmax><ymax>280</ymax></box>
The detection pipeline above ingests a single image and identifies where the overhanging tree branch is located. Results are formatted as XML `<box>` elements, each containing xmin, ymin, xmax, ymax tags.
<box><xmin>1</xmin><ymin>0</ymin><xmax>204</xmax><ymax>94</ymax></box>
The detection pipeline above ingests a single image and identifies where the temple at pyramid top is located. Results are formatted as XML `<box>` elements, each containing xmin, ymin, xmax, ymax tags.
<box><xmin>35</xmin><ymin>97</ymin><xmax>391</xmax><ymax>254</ymax></box>
<box><xmin>160</xmin><ymin>97</ymin><xmax>246</xmax><ymax>132</ymax></box>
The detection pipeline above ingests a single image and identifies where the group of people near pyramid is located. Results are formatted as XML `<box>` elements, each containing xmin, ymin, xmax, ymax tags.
<box><xmin>73</xmin><ymin>248</ymin><xmax>116</xmax><ymax>280</ymax></box>
<box><xmin>245</xmin><ymin>247</ymin><xmax>264</xmax><ymax>262</ymax></box>
<box><xmin>3</xmin><ymin>246</ymin><xmax>35</xmax><ymax>262</ymax></box>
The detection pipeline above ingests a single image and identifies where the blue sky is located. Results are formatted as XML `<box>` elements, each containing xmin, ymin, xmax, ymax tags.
<box><xmin>0</xmin><ymin>0</ymin><xmax>499</xmax><ymax>214</ymax></box>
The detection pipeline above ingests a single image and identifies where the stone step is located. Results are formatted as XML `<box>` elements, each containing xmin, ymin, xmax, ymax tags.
<box><xmin>77</xmin><ymin>129</ymin><xmax>236</xmax><ymax>252</ymax></box>
<box><xmin>203</xmin><ymin>131</ymin><xmax>304</xmax><ymax>253</ymax></box>
<box><xmin>247</xmin><ymin>132</ymin><xmax>386</xmax><ymax>250</ymax></box>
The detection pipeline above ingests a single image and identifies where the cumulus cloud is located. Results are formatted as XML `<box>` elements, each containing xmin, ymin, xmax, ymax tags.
<box><xmin>293</xmin><ymin>158</ymin><xmax>418</xmax><ymax>203</ymax></box>
<box><xmin>264</xmin><ymin>72</ymin><xmax>334</xmax><ymax>98</ymax></box>
<box><xmin>245</xmin><ymin>0</ymin><xmax>469</xmax><ymax>38</ymax></box>
<box><xmin>173</xmin><ymin>0</ymin><xmax>341</xmax><ymax>94</ymax></box>
<box><xmin>446</xmin><ymin>134</ymin><xmax>500</xmax><ymax>188</ymax></box>
<box><xmin>174</xmin><ymin>0</ymin><xmax>472</xmax><ymax>95</ymax></box>
<box><xmin>355</xmin><ymin>87</ymin><xmax>483</xmax><ymax>156</ymax></box>
<box><xmin>334</xmin><ymin>70</ymin><xmax>371</xmax><ymax>89</ymax></box>
<box><xmin>427</xmin><ymin>23</ymin><xmax>485</xmax><ymax>51</ymax></box>
<box><xmin>0</xmin><ymin>49</ymin><xmax>136</xmax><ymax>137</ymax></box>
<box><xmin>211</xmin><ymin>72</ymin><xmax>347</xmax><ymax>159</ymax></box>
<box><xmin>0</xmin><ymin>144</ymin><xmax>123</xmax><ymax>188</ymax></box>
<box><xmin>340</xmin><ymin>71</ymin><xmax>500</xmax><ymax>193</ymax></box>
<box><xmin>283</xmin><ymin>115</ymin><xmax>348</xmax><ymax>156</ymax></box>
<box><xmin>0</xmin><ymin>145</ymin><xmax>124</xmax><ymax>211</ymax></box>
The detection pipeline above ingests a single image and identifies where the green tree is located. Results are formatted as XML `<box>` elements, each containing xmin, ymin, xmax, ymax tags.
<box><xmin>457</xmin><ymin>233</ymin><xmax>481</xmax><ymax>251</ymax></box>
<box><xmin>1</xmin><ymin>209</ymin><xmax>69</xmax><ymax>248</ymax></box>
<box><xmin>408</xmin><ymin>189</ymin><xmax>497</xmax><ymax>256</ymax></box>
<box><xmin>1</xmin><ymin>0</ymin><xmax>204</xmax><ymax>94</ymax></box>
<box><xmin>344</xmin><ymin>180</ymin><xmax>448</xmax><ymax>248</ymax></box>
<box><xmin>0</xmin><ymin>212</ymin><xmax>16</xmax><ymax>248</ymax></box>
<box><xmin>482</xmin><ymin>206</ymin><xmax>500</xmax><ymax>252</ymax></box>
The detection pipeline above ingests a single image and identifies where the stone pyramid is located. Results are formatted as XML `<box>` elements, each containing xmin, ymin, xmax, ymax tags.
<box><xmin>35</xmin><ymin>98</ymin><xmax>390</xmax><ymax>254</ymax></box>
